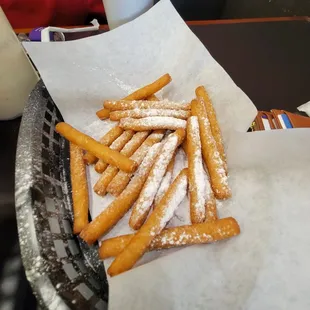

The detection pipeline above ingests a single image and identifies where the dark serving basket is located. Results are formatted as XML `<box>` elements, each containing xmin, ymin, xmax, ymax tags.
<box><xmin>15</xmin><ymin>81</ymin><xmax>108</xmax><ymax>309</ymax></box>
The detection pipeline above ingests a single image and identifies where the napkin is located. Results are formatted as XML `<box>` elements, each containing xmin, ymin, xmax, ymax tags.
<box><xmin>298</xmin><ymin>101</ymin><xmax>310</xmax><ymax>117</ymax></box>
<box><xmin>23</xmin><ymin>0</ymin><xmax>310</xmax><ymax>309</ymax></box>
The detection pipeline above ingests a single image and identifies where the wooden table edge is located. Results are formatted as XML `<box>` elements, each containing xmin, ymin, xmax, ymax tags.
<box><xmin>14</xmin><ymin>16</ymin><xmax>309</xmax><ymax>34</ymax></box>
<box><xmin>187</xmin><ymin>16</ymin><xmax>309</xmax><ymax>26</ymax></box>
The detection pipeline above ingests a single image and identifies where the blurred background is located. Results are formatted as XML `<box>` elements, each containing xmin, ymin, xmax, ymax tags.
<box><xmin>0</xmin><ymin>0</ymin><xmax>309</xmax><ymax>309</ymax></box>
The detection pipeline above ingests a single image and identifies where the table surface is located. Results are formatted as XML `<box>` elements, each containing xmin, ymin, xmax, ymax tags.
<box><xmin>3</xmin><ymin>18</ymin><xmax>310</xmax><ymax>209</ymax></box>
<box><xmin>190</xmin><ymin>19</ymin><xmax>310</xmax><ymax>112</ymax></box>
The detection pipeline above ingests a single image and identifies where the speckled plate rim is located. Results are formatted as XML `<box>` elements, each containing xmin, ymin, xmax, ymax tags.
<box><xmin>15</xmin><ymin>80</ymin><xmax>108</xmax><ymax>310</ymax></box>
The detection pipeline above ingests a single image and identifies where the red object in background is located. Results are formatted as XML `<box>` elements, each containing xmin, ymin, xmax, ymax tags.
<box><xmin>0</xmin><ymin>0</ymin><xmax>105</xmax><ymax>28</ymax></box>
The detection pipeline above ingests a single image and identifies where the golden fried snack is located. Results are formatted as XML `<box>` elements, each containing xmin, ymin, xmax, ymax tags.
<box><xmin>110</xmin><ymin>109</ymin><xmax>190</xmax><ymax>121</ymax></box>
<box><xmin>96</xmin><ymin>108</ymin><xmax>110</xmax><ymax>120</ymax></box>
<box><xmin>94</xmin><ymin>130</ymin><xmax>134</xmax><ymax>173</ymax></box>
<box><xmin>191</xmin><ymin>100</ymin><xmax>231</xmax><ymax>199</ymax></box>
<box><xmin>153</xmin><ymin>154</ymin><xmax>175</xmax><ymax>206</ymax></box>
<box><xmin>94</xmin><ymin>131</ymin><xmax>149</xmax><ymax>196</ymax></box>
<box><xmin>119</xmin><ymin>116</ymin><xmax>187</xmax><ymax>131</ymax></box>
<box><xmin>79</xmin><ymin>143</ymin><xmax>162</xmax><ymax>244</ymax></box>
<box><xmin>107</xmin><ymin>130</ymin><xmax>165</xmax><ymax>196</ymax></box>
<box><xmin>187</xmin><ymin>116</ymin><xmax>206</xmax><ymax>223</ymax></box>
<box><xmin>196</xmin><ymin>86</ymin><xmax>227</xmax><ymax>170</ymax></box>
<box><xmin>182</xmin><ymin>138</ymin><xmax>189</xmax><ymax>155</ymax></box>
<box><xmin>183</xmin><ymin>136</ymin><xmax>217</xmax><ymax>219</ymax></box>
<box><xmin>55</xmin><ymin>123</ymin><xmax>137</xmax><ymax>173</ymax></box>
<box><xmin>99</xmin><ymin>217</ymin><xmax>240</xmax><ymax>259</ymax></box>
<box><xmin>203</xmin><ymin>169</ymin><xmax>218</xmax><ymax>222</ymax></box>
<box><xmin>108</xmin><ymin>168</ymin><xmax>188</xmax><ymax>276</ymax></box>
<box><xmin>129</xmin><ymin>129</ymin><xmax>185</xmax><ymax>230</ymax></box>
<box><xmin>83</xmin><ymin>126</ymin><xmax>123</xmax><ymax>165</ymax></box>
<box><xmin>122</xmin><ymin>74</ymin><xmax>172</xmax><ymax>100</ymax></box>
<box><xmin>70</xmin><ymin>143</ymin><xmax>89</xmax><ymax>234</ymax></box>
<box><xmin>104</xmin><ymin>99</ymin><xmax>191</xmax><ymax>111</ymax></box>
<box><xmin>205</xmin><ymin>195</ymin><xmax>217</xmax><ymax>222</ymax></box>
<box><xmin>95</xmin><ymin>80</ymin><xmax>159</xmax><ymax>120</ymax></box>
<box><xmin>146</xmin><ymin>94</ymin><xmax>159</xmax><ymax>101</ymax></box>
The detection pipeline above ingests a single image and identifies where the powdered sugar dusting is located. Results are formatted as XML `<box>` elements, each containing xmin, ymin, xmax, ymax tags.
<box><xmin>156</xmin><ymin>172</ymin><xmax>188</xmax><ymax>233</ymax></box>
<box><xmin>130</xmin><ymin>131</ymin><xmax>164</xmax><ymax>163</ymax></box>
<box><xmin>131</xmin><ymin>134</ymin><xmax>179</xmax><ymax>223</ymax></box>
<box><xmin>105</xmin><ymin>99</ymin><xmax>191</xmax><ymax>111</ymax></box>
<box><xmin>188</xmin><ymin>117</ymin><xmax>206</xmax><ymax>221</ymax></box>
<box><xmin>132</xmin><ymin>143</ymin><xmax>161</xmax><ymax>179</ymax></box>
<box><xmin>212</xmin><ymin>149</ymin><xmax>227</xmax><ymax>184</ymax></box>
<box><xmin>106</xmin><ymin>143</ymin><xmax>161</xmax><ymax>200</ymax></box>
<box><xmin>120</xmin><ymin>131</ymin><xmax>149</xmax><ymax>156</ymax></box>
<box><xmin>109</xmin><ymin>130</ymin><xmax>134</xmax><ymax>150</ymax></box>
<box><xmin>119</xmin><ymin>117</ymin><xmax>187</xmax><ymax>131</ymax></box>
<box><xmin>158</xmin><ymin>230</ymin><xmax>213</xmax><ymax>248</ymax></box>
<box><xmin>106</xmin><ymin>132</ymin><xmax>165</xmax><ymax>195</ymax></box>
<box><xmin>172</xmin><ymin>148</ymin><xmax>188</xmax><ymax>181</ymax></box>
<box><xmin>95</xmin><ymin>130</ymin><xmax>134</xmax><ymax>171</ymax></box>
<box><xmin>147</xmin><ymin>132</ymin><xmax>165</xmax><ymax>141</ymax></box>
<box><xmin>201</xmin><ymin>117</ymin><xmax>230</xmax><ymax>195</ymax></box>
<box><xmin>113</xmin><ymin>143</ymin><xmax>161</xmax><ymax>205</ymax></box>
<box><xmin>198</xmin><ymin>96</ymin><xmax>226</xmax><ymax>165</ymax></box>
<box><xmin>130</xmin><ymin>144</ymin><xmax>151</xmax><ymax>164</ymax></box>
<box><xmin>154</xmin><ymin>169</ymin><xmax>173</xmax><ymax>206</ymax></box>
<box><xmin>203</xmin><ymin>167</ymin><xmax>213</xmax><ymax>201</ymax></box>
<box><xmin>111</xmin><ymin>109</ymin><xmax>190</xmax><ymax>120</ymax></box>
<box><xmin>113</xmin><ymin>77</ymin><xmax>136</xmax><ymax>94</ymax></box>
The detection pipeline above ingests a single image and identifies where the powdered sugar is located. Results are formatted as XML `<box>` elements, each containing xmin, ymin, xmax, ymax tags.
<box><xmin>132</xmin><ymin>143</ymin><xmax>161</xmax><ymax>179</ymax></box>
<box><xmin>114</xmin><ymin>143</ymin><xmax>161</xmax><ymax>200</ymax></box>
<box><xmin>201</xmin><ymin>117</ymin><xmax>230</xmax><ymax>195</ymax></box>
<box><xmin>119</xmin><ymin>116</ymin><xmax>187</xmax><ymax>131</ymax></box>
<box><xmin>110</xmin><ymin>109</ymin><xmax>190</xmax><ymax>120</ymax></box>
<box><xmin>202</xmin><ymin>166</ymin><xmax>213</xmax><ymax>199</ymax></box>
<box><xmin>188</xmin><ymin>117</ymin><xmax>206</xmax><ymax>221</ymax></box>
<box><xmin>95</xmin><ymin>130</ymin><xmax>135</xmax><ymax>172</ymax></box>
<box><xmin>210</xmin><ymin>148</ymin><xmax>227</xmax><ymax>184</ymax></box>
<box><xmin>157</xmin><ymin>173</ymin><xmax>188</xmax><ymax>230</ymax></box>
<box><xmin>105</xmin><ymin>99</ymin><xmax>191</xmax><ymax>111</ymax></box>
<box><xmin>113</xmin><ymin>77</ymin><xmax>136</xmax><ymax>94</ymax></box>
<box><xmin>120</xmin><ymin>131</ymin><xmax>149</xmax><ymax>156</ymax></box>
<box><xmin>154</xmin><ymin>169</ymin><xmax>173</xmax><ymax>206</ymax></box>
<box><xmin>106</xmin><ymin>131</ymin><xmax>165</xmax><ymax>196</ymax></box>
<box><xmin>131</xmin><ymin>133</ymin><xmax>179</xmax><ymax>224</ymax></box>
<box><xmin>130</xmin><ymin>132</ymin><xmax>164</xmax><ymax>163</ymax></box>
<box><xmin>109</xmin><ymin>130</ymin><xmax>134</xmax><ymax>150</ymax></box>
<box><xmin>172</xmin><ymin>148</ymin><xmax>188</xmax><ymax>180</ymax></box>
<box><xmin>94</xmin><ymin>132</ymin><xmax>148</xmax><ymax>195</ymax></box>
<box><xmin>198</xmin><ymin>95</ymin><xmax>227</xmax><ymax>166</ymax></box>
<box><xmin>147</xmin><ymin>132</ymin><xmax>165</xmax><ymax>141</ymax></box>
<box><xmin>158</xmin><ymin>230</ymin><xmax>213</xmax><ymax>247</ymax></box>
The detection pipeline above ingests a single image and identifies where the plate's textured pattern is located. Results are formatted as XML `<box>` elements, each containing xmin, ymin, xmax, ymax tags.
<box><xmin>15</xmin><ymin>81</ymin><xmax>108</xmax><ymax>310</ymax></box>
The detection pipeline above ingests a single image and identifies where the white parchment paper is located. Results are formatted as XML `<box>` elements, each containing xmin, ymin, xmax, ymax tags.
<box><xmin>109</xmin><ymin>129</ymin><xmax>310</xmax><ymax>310</ymax></box>
<box><xmin>23</xmin><ymin>0</ymin><xmax>256</xmax><ymax>137</ymax></box>
<box><xmin>22</xmin><ymin>0</ymin><xmax>310</xmax><ymax>309</ymax></box>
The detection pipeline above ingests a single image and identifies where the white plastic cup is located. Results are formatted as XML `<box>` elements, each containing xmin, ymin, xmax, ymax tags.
<box><xmin>0</xmin><ymin>8</ymin><xmax>39</xmax><ymax>120</ymax></box>
<box><xmin>103</xmin><ymin>0</ymin><xmax>154</xmax><ymax>30</ymax></box>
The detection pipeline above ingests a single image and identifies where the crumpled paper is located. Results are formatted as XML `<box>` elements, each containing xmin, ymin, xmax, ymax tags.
<box><xmin>298</xmin><ymin>101</ymin><xmax>310</xmax><ymax>116</ymax></box>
